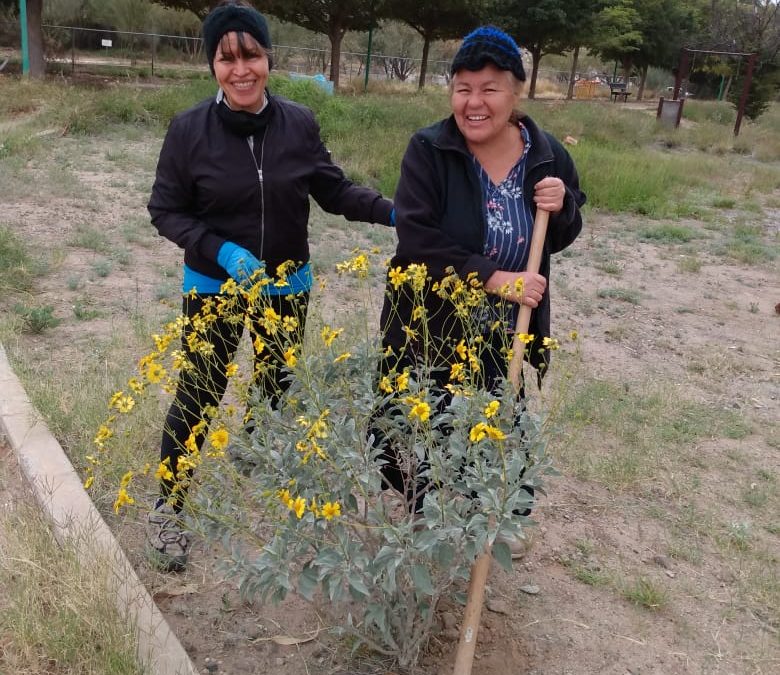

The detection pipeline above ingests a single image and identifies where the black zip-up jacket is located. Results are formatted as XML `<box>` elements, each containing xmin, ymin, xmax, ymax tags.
<box><xmin>148</xmin><ymin>93</ymin><xmax>394</xmax><ymax>280</ymax></box>
<box><xmin>381</xmin><ymin>113</ymin><xmax>585</xmax><ymax>371</ymax></box>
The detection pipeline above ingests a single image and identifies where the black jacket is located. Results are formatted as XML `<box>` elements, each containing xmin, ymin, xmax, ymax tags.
<box><xmin>381</xmin><ymin>114</ymin><xmax>585</xmax><ymax>371</ymax></box>
<box><xmin>148</xmin><ymin>93</ymin><xmax>394</xmax><ymax>280</ymax></box>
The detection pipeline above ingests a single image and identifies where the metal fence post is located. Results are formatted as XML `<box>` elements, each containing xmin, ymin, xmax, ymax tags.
<box><xmin>71</xmin><ymin>26</ymin><xmax>75</xmax><ymax>74</ymax></box>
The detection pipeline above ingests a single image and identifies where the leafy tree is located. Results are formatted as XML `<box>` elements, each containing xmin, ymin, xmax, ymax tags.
<box><xmin>486</xmin><ymin>0</ymin><xmax>573</xmax><ymax>99</ymax></box>
<box><xmin>389</xmin><ymin>0</ymin><xmax>481</xmax><ymax>89</ymax></box>
<box><xmin>155</xmin><ymin>0</ymin><xmax>213</xmax><ymax>17</ymax></box>
<box><xmin>589</xmin><ymin>0</ymin><xmax>643</xmax><ymax>85</ymax></box>
<box><xmin>257</xmin><ymin>0</ymin><xmax>382</xmax><ymax>87</ymax></box>
<box><xmin>632</xmin><ymin>0</ymin><xmax>699</xmax><ymax>100</ymax></box>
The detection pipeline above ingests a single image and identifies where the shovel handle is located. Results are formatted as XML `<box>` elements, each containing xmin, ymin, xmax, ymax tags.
<box><xmin>452</xmin><ymin>209</ymin><xmax>549</xmax><ymax>675</ymax></box>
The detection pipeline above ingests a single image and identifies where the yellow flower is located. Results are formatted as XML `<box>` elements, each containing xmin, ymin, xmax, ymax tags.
<box><xmin>283</xmin><ymin>347</ymin><xmax>297</xmax><ymax>368</ymax></box>
<box><xmin>388</xmin><ymin>266</ymin><xmax>408</xmax><ymax>289</ymax></box>
<box><xmin>334</xmin><ymin>352</ymin><xmax>351</xmax><ymax>363</ymax></box>
<box><xmin>261</xmin><ymin>307</ymin><xmax>281</xmax><ymax>334</ymax></box>
<box><xmin>152</xmin><ymin>333</ymin><xmax>172</xmax><ymax>353</ymax></box>
<box><xmin>455</xmin><ymin>340</ymin><xmax>468</xmax><ymax>361</ymax></box>
<box><xmin>406</xmin><ymin>396</ymin><xmax>431</xmax><ymax>423</ymax></box>
<box><xmin>406</xmin><ymin>263</ymin><xmax>427</xmax><ymax>291</ymax></box>
<box><xmin>120</xmin><ymin>470</ymin><xmax>134</xmax><ymax>488</ymax></box>
<box><xmin>309</xmin><ymin>497</ymin><xmax>320</xmax><ymax>517</ymax></box>
<box><xmin>402</xmin><ymin>325</ymin><xmax>417</xmax><ymax>340</ymax></box>
<box><xmin>412</xmin><ymin>305</ymin><xmax>425</xmax><ymax>321</ymax></box>
<box><xmin>94</xmin><ymin>425</ymin><xmax>113</xmax><ymax>449</ymax></box>
<box><xmin>278</xmin><ymin>488</ymin><xmax>292</xmax><ymax>506</ymax></box>
<box><xmin>155</xmin><ymin>461</ymin><xmax>174</xmax><ymax>482</ymax></box>
<box><xmin>292</xmin><ymin>496</ymin><xmax>307</xmax><ymax>519</ymax></box>
<box><xmin>282</xmin><ymin>315</ymin><xmax>299</xmax><ymax>332</ymax></box>
<box><xmin>128</xmin><ymin>377</ymin><xmax>145</xmax><ymax>394</ymax></box>
<box><xmin>320</xmin><ymin>325</ymin><xmax>343</xmax><ymax>347</ymax></box>
<box><xmin>336</xmin><ymin>252</ymin><xmax>369</xmax><ymax>277</ymax></box>
<box><xmin>469</xmin><ymin>422</ymin><xmax>506</xmax><ymax>442</ymax></box>
<box><xmin>209</xmin><ymin>428</ymin><xmax>229</xmax><ymax>451</ymax></box>
<box><xmin>146</xmin><ymin>362</ymin><xmax>166</xmax><ymax>384</ymax></box>
<box><xmin>542</xmin><ymin>336</ymin><xmax>560</xmax><ymax>350</ymax></box>
<box><xmin>83</xmin><ymin>475</ymin><xmax>94</xmax><ymax>490</ymax></box>
<box><xmin>219</xmin><ymin>278</ymin><xmax>239</xmax><ymax>295</ymax></box>
<box><xmin>484</xmin><ymin>400</ymin><xmax>500</xmax><ymax>418</ymax></box>
<box><xmin>113</xmin><ymin>487</ymin><xmax>135</xmax><ymax>514</ymax></box>
<box><xmin>513</xmin><ymin>277</ymin><xmax>525</xmax><ymax>295</ymax></box>
<box><xmin>321</xmin><ymin>501</ymin><xmax>342</xmax><ymax>521</ymax></box>
<box><xmin>517</xmin><ymin>333</ymin><xmax>535</xmax><ymax>345</ymax></box>
<box><xmin>253</xmin><ymin>336</ymin><xmax>266</xmax><ymax>355</ymax></box>
<box><xmin>396</xmin><ymin>371</ymin><xmax>409</xmax><ymax>392</ymax></box>
<box><xmin>379</xmin><ymin>376</ymin><xmax>393</xmax><ymax>393</ymax></box>
<box><xmin>225</xmin><ymin>362</ymin><xmax>239</xmax><ymax>377</ymax></box>
<box><xmin>449</xmin><ymin>362</ymin><xmax>465</xmax><ymax>382</ymax></box>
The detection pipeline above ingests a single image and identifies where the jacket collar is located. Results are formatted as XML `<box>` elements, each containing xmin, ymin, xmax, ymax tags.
<box><xmin>433</xmin><ymin>113</ymin><xmax>554</xmax><ymax>169</ymax></box>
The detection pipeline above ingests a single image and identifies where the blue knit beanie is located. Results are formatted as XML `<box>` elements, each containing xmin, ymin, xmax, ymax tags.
<box><xmin>451</xmin><ymin>26</ymin><xmax>526</xmax><ymax>82</ymax></box>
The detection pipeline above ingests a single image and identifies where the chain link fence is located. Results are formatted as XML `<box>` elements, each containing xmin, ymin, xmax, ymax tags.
<box><xmin>0</xmin><ymin>22</ymin><xmax>453</xmax><ymax>85</ymax></box>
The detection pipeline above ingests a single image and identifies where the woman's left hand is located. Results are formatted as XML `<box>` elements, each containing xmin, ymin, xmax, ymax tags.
<box><xmin>534</xmin><ymin>177</ymin><xmax>566</xmax><ymax>214</ymax></box>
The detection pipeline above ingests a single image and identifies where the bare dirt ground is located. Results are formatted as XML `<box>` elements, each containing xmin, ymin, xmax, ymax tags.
<box><xmin>1</xmin><ymin>115</ymin><xmax>778</xmax><ymax>675</ymax></box>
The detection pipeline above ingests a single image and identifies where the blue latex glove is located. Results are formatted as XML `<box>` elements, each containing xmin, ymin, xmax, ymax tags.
<box><xmin>389</xmin><ymin>208</ymin><xmax>396</xmax><ymax>226</ymax></box>
<box><xmin>217</xmin><ymin>242</ymin><xmax>263</xmax><ymax>283</ymax></box>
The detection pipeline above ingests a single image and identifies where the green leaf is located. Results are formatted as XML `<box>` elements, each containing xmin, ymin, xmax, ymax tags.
<box><xmin>491</xmin><ymin>541</ymin><xmax>512</xmax><ymax>572</ymax></box>
<box><xmin>297</xmin><ymin>565</ymin><xmax>319</xmax><ymax>601</ymax></box>
<box><xmin>347</xmin><ymin>573</ymin><xmax>370</xmax><ymax>598</ymax></box>
<box><xmin>411</xmin><ymin>564</ymin><xmax>434</xmax><ymax>596</ymax></box>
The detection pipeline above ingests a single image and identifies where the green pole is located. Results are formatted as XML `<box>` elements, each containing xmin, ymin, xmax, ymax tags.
<box><xmin>717</xmin><ymin>74</ymin><xmax>725</xmax><ymax>101</ymax></box>
<box><xmin>19</xmin><ymin>0</ymin><xmax>29</xmax><ymax>75</ymax></box>
<box><xmin>363</xmin><ymin>25</ymin><xmax>373</xmax><ymax>93</ymax></box>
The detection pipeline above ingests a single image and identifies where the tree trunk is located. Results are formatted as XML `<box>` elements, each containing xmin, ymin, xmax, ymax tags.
<box><xmin>528</xmin><ymin>46</ymin><xmax>542</xmax><ymax>99</ymax></box>
<box><xmin>566</xmin><ymin>45</ymin><xmax>580</xmax><ymax>100</ymax></box>
<box><xmin>636</xmin><ymin>63</ymin><xmax>648</xmax><ymax>101</ymax></box>
<box><xmin>418</xmin><ymin>35</ymin><xmax>431</xmax><ymax>90</ymax></box>
<box><xmin>27</xmin><ymin>0</ymin><xmax>45</xmax><ymax>78</ymax></box>
<box><xmin>328</xmin><ymin>22</ymin><xmax>345</xmax><ymax>88</ymax></box>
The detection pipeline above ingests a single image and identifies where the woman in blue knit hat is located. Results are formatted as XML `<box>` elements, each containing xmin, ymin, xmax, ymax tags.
<box><xmin>145</xmin><ymin>0</ymin><xmax>394</xmax><ymax>572</ymax></box>
<box><xmin>373</xmin><ymin>26</ymin><xmax>585</xmax><ymax>556</ymax></box>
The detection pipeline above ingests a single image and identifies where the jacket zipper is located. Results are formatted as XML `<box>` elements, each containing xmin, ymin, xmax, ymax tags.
<box><xmin>247</xmin><ymin>131</ymin><xmax>267</xmax><ymax>260</ymax></box>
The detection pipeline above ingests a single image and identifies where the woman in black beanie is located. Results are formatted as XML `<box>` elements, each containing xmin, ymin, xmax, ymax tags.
<box><xmin>374</xmin><ymin>26</ymin><xmax>585</xmax><ymax>557</ymax></box>
<box><xmin>146</xmin><ymin>0</ymin><xmax>394</xmax><ymax>572</ymax></box>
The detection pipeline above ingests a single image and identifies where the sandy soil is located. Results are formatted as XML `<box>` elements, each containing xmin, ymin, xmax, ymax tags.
<box><xmin>1</xmin><ymin>108</ymin><xmax>778</xmax><ymax>675</ymax></box>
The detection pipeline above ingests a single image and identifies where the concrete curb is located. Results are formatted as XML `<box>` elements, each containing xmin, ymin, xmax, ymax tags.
<box><xmin>0</xmin><ymin>344</ymin><xmax>198</xmax><ymax>675</ymax></box>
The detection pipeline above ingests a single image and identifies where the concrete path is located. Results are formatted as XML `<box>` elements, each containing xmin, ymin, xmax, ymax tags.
<box><xmin>0</xmin><ymin>344</ymin><xmax>198</xmax><ymax>675</ymax></box>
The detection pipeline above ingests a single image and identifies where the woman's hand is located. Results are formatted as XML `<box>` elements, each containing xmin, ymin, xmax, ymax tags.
<box><xmin>485</xmin><ymin>270</ymin><xmax>547</xmax><ymax>307</ymax></box>
<box><xmin>534</xmin><ymin>177</ymin><xmax>566</xmax><ymax>214</ymax></box>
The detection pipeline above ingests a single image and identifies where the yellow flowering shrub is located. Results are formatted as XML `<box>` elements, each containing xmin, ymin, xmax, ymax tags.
<box><xmin>85</xmin><ymin>249</ymin><xmax>576</xmax><ymax>671</ymax></box>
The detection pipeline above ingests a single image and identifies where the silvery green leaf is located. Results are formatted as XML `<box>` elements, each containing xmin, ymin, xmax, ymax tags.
<box><xmin>492</xmin><ymin>541</ymin><xmax>512</xmax><ymax>571</ymax></box>
<box><xmin>347</xmin><ymin>574</ymin><xmax>370</xmax><ymax>599</ymax></box>
<box><xmin>297</xmin><ymin>564</ymin><xmax>318</xmax><ymax>601</ymax></box>
<box><xmin>411</xmin><ymin>564</ymin><xmax>434</xmax><ymax>596</ymax></box>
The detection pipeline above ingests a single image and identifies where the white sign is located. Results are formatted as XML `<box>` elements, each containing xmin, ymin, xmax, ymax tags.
<box><xmin>101</xmin><ymin>39</ymin><xmax>113</xmax><ymax>48</ymax></box>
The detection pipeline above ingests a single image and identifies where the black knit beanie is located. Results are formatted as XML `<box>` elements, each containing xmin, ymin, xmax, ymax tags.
<box><xmin>202</xmin><ymin>3</ymin><xmax>272</xmax><ymax>74</ymax></box>
<box><xmin>451</xmin><ymin>26</ymin><xmax>526</xmax><ymax>82</ymax></box>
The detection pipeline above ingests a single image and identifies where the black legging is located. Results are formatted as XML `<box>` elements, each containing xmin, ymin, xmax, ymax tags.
<box><xmin>160</xmin><ymin>292</ymin><xmax>308</xmax><ymax>506</ymax></box>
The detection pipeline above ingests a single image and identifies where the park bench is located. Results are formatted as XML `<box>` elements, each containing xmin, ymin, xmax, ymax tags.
<box><xmin>610</xmin><ymin>82</ymin><xmax>631</xmax><ymax>102</ymax></box>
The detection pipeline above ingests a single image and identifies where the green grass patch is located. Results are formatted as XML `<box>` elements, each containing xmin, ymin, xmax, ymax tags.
<box><xmin>0</xmin><ymin>224</ymin><xmax>39</xmax><ymax>293</ymax></box>
<box><xmin>622</xmin><ymin>576</ymin><xmax>668</xmax><ymax>610</ymax></box>
<box><xmin>596</xmin><ymin>287</ymin><xmax>642</xmax><ymax>304</ymax></box>
<box><xmin>639</xmin><ymin>223</ymin><xmax>699</xmax><ymax>243</ymax></box>
<box><xmin>558</xmin><ymin>377</ymin><xmax>750</xmax><ymax>488</ymax></box>
<box><xmin>713</xmin><ymin>223</ymin><xmax>778</xmax><ymax>265</ymax></box>
<box><xmin>0</xmin><ymin>487</ymin><xmax>142</xmax><ymax>674</ymax></box>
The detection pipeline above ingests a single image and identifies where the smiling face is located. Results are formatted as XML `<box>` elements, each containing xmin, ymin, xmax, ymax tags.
<box><xmin>450</xmin><ymin>64</ymin><xmax>522</xmax><ymax>149</ymax></box>
<box><xmin>213</xmin><ymin>31</ymin><xmax>269</xmax><ymax>113</ymax></box>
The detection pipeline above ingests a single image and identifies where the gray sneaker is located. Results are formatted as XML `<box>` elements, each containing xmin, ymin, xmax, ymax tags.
<box><xmin>146</xmin><ymin>499</ymin><xmax>190</xmax><ymax>573</ymax></box>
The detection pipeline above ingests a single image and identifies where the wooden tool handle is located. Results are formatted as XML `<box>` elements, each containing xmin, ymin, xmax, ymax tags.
<box><xmin>452</xmin><ymin>208</ymin><xmax>550</xmax><ymax>675</ymax></box>
<box><xmin>507</xmin><ymin>209</ymin><xmax>550</xmax><ymax>388</ymax></box>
